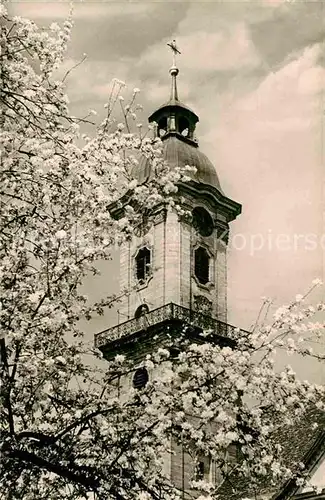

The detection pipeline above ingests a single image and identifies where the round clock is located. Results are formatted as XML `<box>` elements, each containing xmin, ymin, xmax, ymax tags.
<box><xmin>134</xmin><ymin>217</ymin><xmax>151</xmax><ymax>238</ymax></box>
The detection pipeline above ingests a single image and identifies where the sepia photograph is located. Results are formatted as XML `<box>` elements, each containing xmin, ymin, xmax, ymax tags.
<box><xmin>1</xmin><ymin>1</ymin><xmax>325</xmax><ymax>499</ymax></box>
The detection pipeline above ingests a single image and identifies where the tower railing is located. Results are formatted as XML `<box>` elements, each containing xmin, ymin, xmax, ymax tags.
<box><xmin>94</xmin><ymin>302</ymin><xmax>247</xmax><ymax>349</ymax></box>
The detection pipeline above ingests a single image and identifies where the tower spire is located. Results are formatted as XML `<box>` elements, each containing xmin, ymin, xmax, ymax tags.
<box><xmin>167</xmin><ymin>40</ymin><xmax>181</xmax><ymax>102</ymax></box>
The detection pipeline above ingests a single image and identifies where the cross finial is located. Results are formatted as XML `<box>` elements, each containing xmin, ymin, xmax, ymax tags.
<box><xmin>167</xmin><ymin>39</ymin><xmax>181</xmax><ymax>67</ymax></box>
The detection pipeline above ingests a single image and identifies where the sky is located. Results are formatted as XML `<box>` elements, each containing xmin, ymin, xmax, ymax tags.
<box><xmin>9</xmin><ymin>0</ymin><xmax>325</xmax><ymax>379</ymax></box>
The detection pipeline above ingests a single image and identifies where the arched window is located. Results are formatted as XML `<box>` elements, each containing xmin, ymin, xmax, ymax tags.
<box><xmin>194</xmin><ymin>247</ymin><xmax>209</xmax><ymax>285</ymax></box>
<box><xmin>178</xmin><ymin>116</ymin><xmax>190</xmax><ymax>137</ymax></box>
<box><xmin>134</xmin><ymin>304</ymin><xmax>149</xmax><ymax>318</ymax></box>
<box><xmin>132</xmin><ymin>367</ymin><xmax>149</xmax><ymax>389</ymax></box>
<box><xmin>195</xmin><ymin>461</ymin><xmax>205</xmax><ymax>481</ymax></box>
<box><xmin>158</xmin><ymin>117</ymin><xmax>167</xmax><ymax>137</ymax></box>
<box><xmin>135</xmin><ymin>247</ymin><xmax>151</xmax><ymax>283</ymax></box>
<box><xmin>193</xmin><ymin>454</ymin><xmax>211</xmax><ymax>482</ymax></box>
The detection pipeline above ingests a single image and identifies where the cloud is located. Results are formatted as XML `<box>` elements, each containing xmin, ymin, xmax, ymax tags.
<box><xmin>170</xmin><ymin>24</ymin><xmax>259</xmax><ymax>73</ymax></box>
<box><xmin>196</xmin><ymin>41</ymin><xmax>323</xmax><ymax>327</ymax></box>
<box><xmin>8</xmin><ymin>1</ymin><xmax>72</xmax><ymax>19</ymax></box>
<box><xmin>298</xmin><ymin>64</ymin><xmax>325</xmax><ymax>95</ymax></box>
<box><xmin>229</xmin><ymin>44</ymin><xmax>323</xmax><ymax>122</ymax></box>
<box><xmin>9</xmin><ymin>1</ymin><xmax>150</xmax><ymax>20</ymax></box>
<box><xmin>9</xmin><ymin>2</ymin><xmax>189</xmax><ymax>64</ymax></box>
<box><xmin>66</xmin><ymin>3</ymin><xmax>188</xmax><ymax>61</ymax></box>
<box><xmin>249</xmin><ymin>1</ymin><xmax>325</xmax><ymax>69</ymax></box>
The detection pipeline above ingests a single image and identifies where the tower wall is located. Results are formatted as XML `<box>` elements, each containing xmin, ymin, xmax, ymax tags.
<box><xmin>118</xmin><ymin>205</ymin><xmax>229</xmax><ymax>323</ymax></box>
<box><xmin>117</xmin><ymin>209</ymin><xmax>184</xmax><ymax>321</ymax></box>
<box><xmin>118</xmin><ymin>224</ymin><xmax>161</xmax><ymax>321</ymax></box>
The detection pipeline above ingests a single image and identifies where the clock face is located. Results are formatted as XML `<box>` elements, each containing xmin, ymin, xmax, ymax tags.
<box><xmin>134</xmin><ymin>218</ymin><xmax>151</xmax><ymax>238</ymax></box>
<box><xmin>192</xmin><ymin>207</ymin><xmax>214</xmax><ymax>237</ymax></box>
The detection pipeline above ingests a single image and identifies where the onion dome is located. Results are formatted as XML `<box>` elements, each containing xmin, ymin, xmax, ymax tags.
<box><xmin>132</xmin><ymin>62</ymin><xmax>222</xmax><ymax>192</ymax></box>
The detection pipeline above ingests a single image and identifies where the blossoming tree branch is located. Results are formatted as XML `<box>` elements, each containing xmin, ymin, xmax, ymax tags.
<box><xmin>0</xmin><ymin>7</ymin><xmax>324</xmax><ymax>500</ymax></box>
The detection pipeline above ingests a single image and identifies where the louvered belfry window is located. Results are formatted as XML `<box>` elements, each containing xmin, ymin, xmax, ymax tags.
<box><xmin>194</xmin><ymin>246</ymin><xmax>209</xmax><ymax>285</ymax></box>
<box><xmin>135</xmin><ymin>247</ymin><xmax>151</xmax><ymax>282</ymax></box>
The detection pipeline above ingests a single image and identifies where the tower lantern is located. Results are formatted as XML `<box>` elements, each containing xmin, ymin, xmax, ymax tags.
<box><xmin>149</xmin><ymin>41</ymin><xmax>199</xmax><ymax>144</ymax></box>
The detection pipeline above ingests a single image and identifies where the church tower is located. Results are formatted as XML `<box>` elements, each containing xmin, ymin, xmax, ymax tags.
<box><xmin>95</xmin><ymin>46</ymin><xmax>243</xmax><ymax>493</ymax></box>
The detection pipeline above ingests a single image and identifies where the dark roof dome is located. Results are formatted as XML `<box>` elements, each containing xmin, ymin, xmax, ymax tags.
<box><xmin>132</xmin><ymin>135</ymin><xmax>222</xmax><ymax>191</ymax></box>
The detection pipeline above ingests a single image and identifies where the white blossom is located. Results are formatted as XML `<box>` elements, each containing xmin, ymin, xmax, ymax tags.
<box><xmin>0</xmin><ymin>7</ymin><xmax>324</xmax><ymax>500</ymax></box>
<box><xmin>312</xmin><ymin>278</ymin><xmax>323</xmax><ymax>286</ymax></box>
